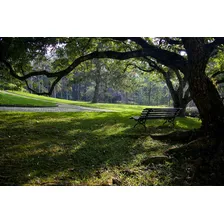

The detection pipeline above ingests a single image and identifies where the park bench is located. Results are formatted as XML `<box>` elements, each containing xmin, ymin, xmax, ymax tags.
<box><xmin>130</xmin><ymin>107</ymin><xmax>182</xmax><ymax>130</ymax></box>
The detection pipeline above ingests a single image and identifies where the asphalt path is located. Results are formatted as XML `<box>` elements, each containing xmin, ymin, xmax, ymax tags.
<box><xmin>0</xmin><ymin>91</ymin><xmax>113</xmax><ymax>112</ymax></box>
<box><xmin>0</xmin><ymin>103</ymin><xmax>114</xmax><ymax>112</ymax></box>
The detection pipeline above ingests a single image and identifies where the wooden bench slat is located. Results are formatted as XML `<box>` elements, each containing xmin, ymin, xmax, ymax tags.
<box><xmin>130</xmin><ymin>107</ymin><xmax>182</xmax><ymax>129</ymax></box>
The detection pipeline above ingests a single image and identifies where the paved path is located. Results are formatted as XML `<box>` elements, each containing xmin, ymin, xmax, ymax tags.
<box><xmin>0</xmin><ymin>104</ymin><xmax>113</xmax><ymax>112</ymax></box>
<box><xmin>0</xmin><ymin>91</ymin><xmax>113</xmax><ymax>112</ymax></box>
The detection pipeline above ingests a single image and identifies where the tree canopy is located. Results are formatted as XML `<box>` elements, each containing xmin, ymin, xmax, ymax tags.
<box><xmin>1</xmin><ymin>37</ymin><xmax>224</xmax><ymax>134</ymax></box>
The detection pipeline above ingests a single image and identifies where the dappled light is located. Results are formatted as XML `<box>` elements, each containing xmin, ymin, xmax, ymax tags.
<box><xmin>0</xmin><ymin>111</ymin><xmax>201</xmax><ymax>185</ymax></box>
<box><xmin>1</xmin><ymin>37</ymin><xmax>224</xmax><ymax>186</ymax></box>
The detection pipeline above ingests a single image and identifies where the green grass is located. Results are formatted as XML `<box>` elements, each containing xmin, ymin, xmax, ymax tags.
<box><xmin>0</xmin><ymin>111</ymin><xmax>201</xmax><ymax>186</ymax></box>
<box><xmin>8</xmin><ymin>90</ymin><xmax>168</xmax><ymax>112</ymax></box>
<box><xmin>0</xmin><ymin>91</ymin><xmax>57</xmax><ymax>107</ymax></box>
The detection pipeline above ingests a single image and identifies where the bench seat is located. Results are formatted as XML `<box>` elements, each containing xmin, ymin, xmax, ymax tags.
<box><xmin>130</xmin><ymin>108</ymin><xmax>182</xmax><ymax>129</ymax></box>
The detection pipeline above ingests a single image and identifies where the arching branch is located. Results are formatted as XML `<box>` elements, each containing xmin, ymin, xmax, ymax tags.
<box><xmin>211</xmin><ymin>71</ymin><xmax>224</xmax><ymax>78</ymax></box>
<box><xmin>163</xmin><ymin>38</ymin><xmax>182</xmax><ymax>45</ymax></box>
<box><xmin>3</xmin><ymin>45</ymin><xmax>188</xmax><ymax>82</ymax></box>
<box><xmin>125</xmin><ymin>63</ymin><xmax>155</xmax><ymax>73</ymax></box>
<box><xmin>25</xmin><ymin>76</ymin><xmax>63</xmax><ymax>96</ymax></box>
<box><xmin>143</xmin><ymin>56</ymin><xmax>166</xmax><ymax>74</ymax></box>
<box><xmin>2</xmin><ymin>38</ymin><xmax>189</xmax><ymax>95</ymax></box>
<box><xmin>216</xmin><ymin>78</ymin><xmax>224</xmax><ymax>84</ymax></box>
<box><xmin>114</xmin><ymin>37</ymin><xmax>188</xmax><ymax>73</ymax></box>
<box><xmin>2</xmin><ymin>50</ymin><xmax>150</xmax><ymax>81</ymax></box>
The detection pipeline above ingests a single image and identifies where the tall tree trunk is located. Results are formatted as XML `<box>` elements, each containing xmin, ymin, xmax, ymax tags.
<box><xmin>72</xmin><ymin>84</ymin><xmax>76</xmax><ymax>100</ymax></box>
<box><xmin>148</xmin><ymin>82</ymin><xmax>151</xmax><ymax>105</ymax></box>
<box><xmin>183</xmin><ymin>38</ymin><xmax>224</xmax><ymax>135</ymax></box>
<box><xmin>77</xmin><ymin>83</ymin><xmax>80</xmax><ymax>100</ymax></box>
<box><xmin>163</xmin><ymin>72</ymin><xmax>189</xmax><ymax>116</ymax></box>
<box><xmin>92</xmin><ymin>78</ymin><xmax>100</xmax><ymax>103</ymax></box>
<box><xmin>173</xmin><ymin>98</ymin><xmax>189</xmax><ymax>117</ymax></box>
<box><xmin>92</xmin><ymin>59</ymin><xmax>101</xmax><ymax>103</ymax></box>
<box><xmin>84</xmin><ymin>84</ymin><xmax>87</xmax><ymax>101</ymax></box>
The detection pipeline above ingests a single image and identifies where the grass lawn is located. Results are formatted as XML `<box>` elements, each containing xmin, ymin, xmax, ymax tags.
<box><xmin>0</xmin><ymin>91</ymin><xmax>57</xmax><ymax>107</ymax></box>
<box><xmin>8</xmin><ymin>90</ymin><xmax>168</xmax><ymax>112</ymax></box>
<box><xmin>0</xmin><ymin>111</ymin><xmax>201</xmax><ymax>186</ymax></box>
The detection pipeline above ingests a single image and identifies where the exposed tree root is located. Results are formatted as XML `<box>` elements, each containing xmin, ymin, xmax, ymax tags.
<box><xmin>165</xmin><ymin>137</ymin><xmax>217</xmax><ymax>158</ymax></box>
<box><xmin>148</xmin><ymin>128</ymin><xmax>224</xmax><ymax>185</ymax></box>
<box><xmin>150</xmin><ymin>129</ymin><xmax>204</xmax><ymax>143</ymax></box>
<box><xmin>141</xmin><ymin>156</ymin><xmax>171</xmax><ymax>166</ymax></box>
<box><xmin>163</xmin><ymin>136</ymin><xmax>224</xmax><ymax>185</ymax></box>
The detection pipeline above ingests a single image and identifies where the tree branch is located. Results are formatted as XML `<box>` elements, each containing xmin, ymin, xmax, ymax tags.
<box><xmin>213</xmin><ymin>38</ymin><xmax>224</xmax><ymax>45</ymax></box>
<box><xmin>163</xmin><ymin>38</ymin><xmax>182</xmax><ymax>45</ymax></box>
<box><xmin>113</xmin><ymin>37</ymin><xmax>188</xmax><ymax>73</ymax></box>
<box><xmin>3</xmin><ymin>39</ymin><xmax>189</xmax><ymax>95</ymax></box>
<box><xmin>183</xmin><ymin>87</ymin><xmax>191</xmax><ymax>103</ymax></box>
<box><xmin>3</xmin><ymin>46</ymin><xmax>188</xmax><ymax>82</ymax></box>
<box><xmin>143</xmin><ymin>56</ymin><xmax>166</xmax><ymax>74</ymax></box>
<box><xmin>206</xmin><ymin>38</ymin><xmax>224</xmax><ymax>56</ymax></box>
<box><xmin>216</xmin><ymin>78</ymin><xmax>224</xmax><ymax>84</ymax></box>
<box><xmin>2</xmin><ymin>50</ymin><xmax>149</xmax><ymax>81</ymax></box>
<box><xmin>211</xmin><ymin>70</ymin><xmax>224</xmax><ymax>78</ymax></box>
<box><xmin>25</xmin><ymin>76</ymin><xmax>63</xmax><ymax>96</ymax></box>
<box><xmin>125</xmin><ymin>63</ymin><xmax>155</xmax><ymax>73</ymax></box>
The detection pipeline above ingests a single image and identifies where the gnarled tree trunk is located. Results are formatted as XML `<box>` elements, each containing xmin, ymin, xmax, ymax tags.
<box><xmin>183</xmin><ymin>38</ymin><xmax>224</xmax><ymax>135</ymax></box>
<box><xmin>163</xmin><ymin>70</ymin><xmax>191</xmax><ymax>117</ymax></box>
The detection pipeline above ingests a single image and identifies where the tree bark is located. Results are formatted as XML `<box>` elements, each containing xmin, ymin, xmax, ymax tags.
<box><xmin>92</xmin><ymin>59</ymin><xmax>101</xmax><ymax>103</ymax></box>
<box><xmin>163</xmin><ymin>70</ymin><xmax>190</xmax><ymax>116</ymax></box>
<box><xmin>183</xmin><ymin>38</ymin><xmax>224</xmax><ymax>135</ymax></box>
<box><xmin>148</xmin><ymin>82</ymin><xmax>151</xmax><ymax>105</ymax></box>
<box><xmin>92</xmin><ymin>79</ymin><xmax>100</xmax><ymax>103</ymax></box>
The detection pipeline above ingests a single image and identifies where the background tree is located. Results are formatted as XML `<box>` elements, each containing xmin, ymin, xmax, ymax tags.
<box><xmin>125</xmin><ymin>57</ymin><xmax>191</xmax><ymax>116</ymax></box>
<box><xmin>1</xmin><ymin>37</ymin><xmax>224</xmax><ymax>136</ymax></box>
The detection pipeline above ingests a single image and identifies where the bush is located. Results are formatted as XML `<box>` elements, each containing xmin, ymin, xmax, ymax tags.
<box><xmin>185</xmin><ymin>107</ymin><xmax>200</xmax><ymax>118</ymax></box>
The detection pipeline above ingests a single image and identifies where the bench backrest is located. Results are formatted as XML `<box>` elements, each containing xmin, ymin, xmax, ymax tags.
<box><xmin>140</xmin><ymin>108</ymin><xmax>182</xmax><ymax>118</ymax></box>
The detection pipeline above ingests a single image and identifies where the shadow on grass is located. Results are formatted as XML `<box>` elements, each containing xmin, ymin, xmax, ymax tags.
<box><xmin>0</xmin><ymin>112</ymin><xmax>201</xmax><ymax>186</ymax></box>
<box><xmin>0</xmin><ymin>112</ymin><xmax>148</xmax><ymax>185</ymax></box>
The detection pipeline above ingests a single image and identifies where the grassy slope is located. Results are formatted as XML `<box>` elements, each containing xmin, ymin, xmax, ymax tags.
<box><xmin>0</xmin><ymin>90</ymin><xmax>202</xmax><ymax>186</ymax></box>
<box><xmin>0</xmin><ymin>91</ymin><xmax>57</xmax><ymax>107</ymax></box>
<box><xmin>0</xmin><ymin>110</ymin><xmax>201</xmax><ymax>186</ymax></box>
<box><xmin>9</xmin><ymin>91</ymin><xmax>168</xmax><ymax>112</ymax></box>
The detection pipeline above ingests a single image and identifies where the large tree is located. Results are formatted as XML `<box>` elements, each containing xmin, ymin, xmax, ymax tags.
<box><xmin>125</xmin><ymin>58</ymin><xmax>191</xmax><ymax>116</ymax></box>
<box><xmin>1</xmin><ymin>37</ymin><xmax>224</xmax><ymax>136</ymax></box>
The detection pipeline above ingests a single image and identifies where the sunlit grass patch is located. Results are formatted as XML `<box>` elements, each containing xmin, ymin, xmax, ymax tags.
<box><xmin>0</xmin><ymin>111</ymin><xmax>201</xmax><ymax>186</ymax></box>
<box><xmin>175</xmin><ymin>117</ymin><xmax>201</xmax><ymax>129</ymax></box>
<box><xmin>8</xmin><ymin>90</ymin><xmax>169</xmax><ymax>112</ymax></box>
<box><xmin>0</xmin><ymin>91</ymin><xmax>57</xmax><ymax>107</ymax></box>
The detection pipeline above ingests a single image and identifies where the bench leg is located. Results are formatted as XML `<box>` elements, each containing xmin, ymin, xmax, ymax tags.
<box><xmin>163</xmin><ymin>118</ymin><xmax>175</xmax><ymax>127</ymax></box>
<box><xmin>133</xmin><ymin>120</ymin><xmax>147</xmax><ymax>130</ymax></box>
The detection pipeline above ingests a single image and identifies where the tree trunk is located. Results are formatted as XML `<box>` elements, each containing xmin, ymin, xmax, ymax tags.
<box><xmin>148</xmin><ymin>82</ymin><xmax>151</xmax><ymax>105</ymax></box>
<box><xmin>125</xmin><ymin>92</ymin><xmax>128</xmax><ymax>104</ymax></box>
<box><xmin>77</xmin><ymin>83</ymin><xmax>80</xmax><ymax>100</ymax></box>
<box><xmin>72</xmin><ymin>84</ymin><xmax>76</xmax><ymax>100</ymax></box>
<box><xmin>173</xmin><ymin>100</ymin><xmax>188</xmax><ymax>117</ymax></box>
<box><xmin>92</xmin><ymin>79</ymin><xmax>100</xmax><ymax>103</ymax></box>
<box><xmin>183</xmin><ymin>38</ymin><xmax>224</xmax><ymax>135</ymax></box>
<box><xmin>163</xmin><ymin>70</ymin><xmax>191</xmax><ymax>116</ymax></box>
<box><xmin>84</xmin><ymin>84</ymin><xmax>87</xmax><ymax>101</ymax></box>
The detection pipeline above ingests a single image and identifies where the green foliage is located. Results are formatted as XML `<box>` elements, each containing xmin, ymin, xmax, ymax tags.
<box><xmin>207</xmin><ymin>50</ymin><xmax>224</xmax><ymax>76</ymax></box>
